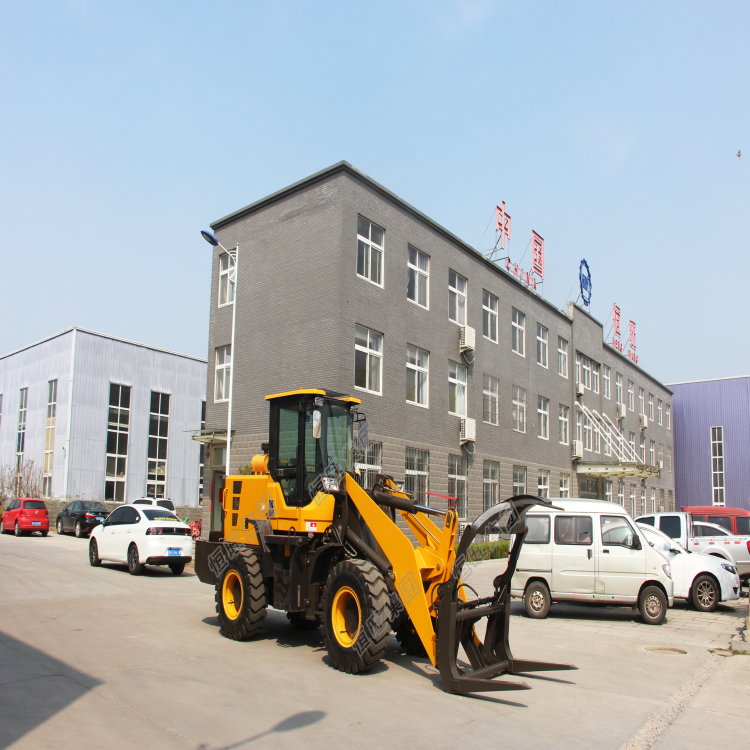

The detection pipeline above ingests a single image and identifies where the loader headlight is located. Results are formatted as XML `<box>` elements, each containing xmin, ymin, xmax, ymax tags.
<box><xmin>662</xmin><ymin>564</ymin><xmax>671</xmax><ymax>579</ymax></box>
<box><xmin>321</xmin><ymin>476</ymin><xmax>339</xmax><ymax>493</ymax></box>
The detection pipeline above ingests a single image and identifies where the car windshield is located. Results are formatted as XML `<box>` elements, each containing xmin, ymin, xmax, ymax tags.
<box><xmin>24</xmin><ymin>501</ymin><xmax>46</xmax><ymax>509</ymax></box>
<box><xmin>157</xmin><ymin>500</ymin><xmax>174</xmax><ymax>510</ymax></box>
<box><xmin>640</xmin><ymin>524</ymin><xmax>683</xmax><ymax>553</ymax></box>
<box><xmin>82</xmin><ymin>502</ymin><xmax>106</xmax><ymax>512</ymax></box>
<box><xmin>142</xmin><ymin>509</ymin><xmax>179</xmax><ymax>521</ymax></box>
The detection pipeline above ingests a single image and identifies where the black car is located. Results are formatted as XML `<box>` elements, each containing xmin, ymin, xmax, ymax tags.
<box><xmin>56</xmin><ymin>501</ymin><xmax>109</xmax><ymax>538</ymax></box>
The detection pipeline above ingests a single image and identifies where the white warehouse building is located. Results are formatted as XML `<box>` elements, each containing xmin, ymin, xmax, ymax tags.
<box><xmin>0</xmin><ymin>328</ymin><xmax>207</xmax><ymax>506</ymax></box>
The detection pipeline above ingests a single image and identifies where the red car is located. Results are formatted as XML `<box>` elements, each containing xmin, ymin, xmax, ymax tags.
<box><xmin>0</xmin><ymin>498</ymin><xmax>50</xmax><ymax>536</ymax></box>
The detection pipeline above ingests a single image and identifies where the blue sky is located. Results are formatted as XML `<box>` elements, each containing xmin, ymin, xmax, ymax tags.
<box><xmin>1</xmin><ymin>1</ymin><xmax>747</xmax><ymax>384</ymax></box>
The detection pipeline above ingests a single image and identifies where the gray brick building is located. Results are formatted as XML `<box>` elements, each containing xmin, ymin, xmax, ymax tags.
<box><xmin>199</xmin><ymin>162</ymin><xmax>674</xmax><ymax>527</ymax></box>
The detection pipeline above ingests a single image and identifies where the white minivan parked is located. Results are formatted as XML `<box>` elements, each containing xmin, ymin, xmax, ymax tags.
<box><xmin>511</xmin><ymin>499</ymin><xmax>674</xmax><ymax>625</ymax></box>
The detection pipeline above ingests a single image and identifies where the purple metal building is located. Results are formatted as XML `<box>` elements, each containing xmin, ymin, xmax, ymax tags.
<box><xmin>668</xmin><ymin>375</ymin><xmax>750</xmax><ymax>510</ymax></box>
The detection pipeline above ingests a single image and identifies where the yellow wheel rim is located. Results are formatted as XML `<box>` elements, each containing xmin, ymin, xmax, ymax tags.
<box><xmin>222</xmin><ymin>570</ymin><xmax>243</xmax><ymax>621</ymax></box>
<box><xmin>331</xmin><ymin>586</ymin><xmax>362</xmax><ymax>648</ymax></box>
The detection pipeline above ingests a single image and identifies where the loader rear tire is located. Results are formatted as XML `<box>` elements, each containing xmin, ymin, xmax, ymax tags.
<box><xmin>215</xmin><ymin>547</ymin><xmax>266</xmax><ymax>640</ymax></box>
<box><xmin>323</xmin><ymin>559</ymin><xmax>391</xmax><ymax>674</ymax></box>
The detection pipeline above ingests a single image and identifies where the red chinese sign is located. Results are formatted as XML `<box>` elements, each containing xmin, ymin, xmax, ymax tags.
<box><xmin>495</xmin><ymin>202</ymin><xmax>511</xmax><ymax>250</ymax></box>
<box><xmin>612</xmin><ymin>304</ymin><xmax>622</xmax><ymax>352</ymax></box>
<box><xmin>628</xmin><ymin>321</ymin><xmax>638</xmax><ymax>363</ymax></box>
<box><xmin>531</xmin><ymin>230</ymin><xmax>544</xmax><ymax>279</ymax></box>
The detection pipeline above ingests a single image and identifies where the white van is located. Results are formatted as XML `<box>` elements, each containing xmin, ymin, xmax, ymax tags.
<box><xmin>511</xmin><ymin>499</ymin><xmax>674</xmax><ymax>625</ymax></box>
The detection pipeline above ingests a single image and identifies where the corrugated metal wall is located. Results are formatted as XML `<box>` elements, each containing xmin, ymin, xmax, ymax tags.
<box><xmin>672</xmin><ymin>376</ymin><xmax>750</xmax><ymax>510</ymax></box>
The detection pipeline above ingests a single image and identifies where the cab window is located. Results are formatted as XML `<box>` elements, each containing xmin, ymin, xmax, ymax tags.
<box><xmin>707</xmin><ymin>516</ymin><xmax>732</xmax><ymax>532</ymax></box>
<box><xmin>554</xmin><ymin>515</ymin><xmax>592</xmax><ymax>545</ymax></box>
<box><xmin>658</xmin><ymin>515</ymin><xmax>681</xmax><ymax>540</ymax></box>
<box><xmin>600</xmin><ymin>515</ymin><xmax>636</xmax><ymax>547</ymax></box>
<box><xmin>525</xmin><ymin>515</ymin><xmax>550</xmax><ymax>544</ymax></box>
<box><xmin>639</xmin><ymin>516</ymin><xmax>655</xmax><ymax>526</ymax></box>
<box><xmin>736</xmin><ymin>518</ymin><xmax>750</xmax><ymax>536</ymax></box>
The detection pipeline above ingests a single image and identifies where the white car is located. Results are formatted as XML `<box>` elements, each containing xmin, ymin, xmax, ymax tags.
<box><xmin>637</xmin><ymin>523</ymin><xmax>740</xmax><ymax>612</ymax></box>
<box><xmin>89</xmin><ymin>504</ymin><xmax>192</xmax><ymax>575</ymax></box>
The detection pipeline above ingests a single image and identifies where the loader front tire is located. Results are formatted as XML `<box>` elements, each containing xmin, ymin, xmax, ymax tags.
<box><xmin>323</xmin><ymin>560</ymin><xmax>391</xmax><ymax>674</ymax></box>
<box><xmin>215</xmin><ymin>547</ymin><xmax>266</xmax><ymax>640</ymax></box>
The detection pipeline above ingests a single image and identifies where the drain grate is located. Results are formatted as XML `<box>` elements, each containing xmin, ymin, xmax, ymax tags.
<box><xmin>645</xmin><ymin>647</ymin><xmax>687</xmax><ymax>654</ymax></box>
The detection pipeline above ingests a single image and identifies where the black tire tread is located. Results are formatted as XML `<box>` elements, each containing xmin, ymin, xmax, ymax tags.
<box><xmin>215</xmin><ymin>546</ymin><xmax>267</xmax><ymax>641</ymax></box>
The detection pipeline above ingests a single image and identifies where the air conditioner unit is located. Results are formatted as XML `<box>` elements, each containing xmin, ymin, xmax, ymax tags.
<box><xmin>459</xmin><ymin>325</ymin><xmax>476</xmax><ymax>353</ymax></box>
<box><xmin>575</xmin><ymin>382</ymin><xmax>585</xmax><ymax>397</ymax></box>
<box><xmin>460</xmin><ymin>417</ymin><xmax>476</xmax><ymax>444</ymax></box>
<box><xmin>639</xmin><ymin>414</ymin><xmax>648</xmax><ymax>430</ymax></box>
<box><xmin>617</xmin><ymin>403</ymin><xmax>626</xmax><ymax>420</ymax></box>
<box><xmin>659</xmin><ymin>460</ymin><xmax>664</xmax><ymax>469</ymax></box>
<box><xmin>572</xmin><ymin>440</ymin><xmax>583</xmax><ymax>459</ymax></box>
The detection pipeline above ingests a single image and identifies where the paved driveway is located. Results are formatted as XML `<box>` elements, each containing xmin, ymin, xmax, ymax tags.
<box><xmin>1</xmin><ymin>534</ymin><xmax>747</xmax><ymax>750</ymax></box>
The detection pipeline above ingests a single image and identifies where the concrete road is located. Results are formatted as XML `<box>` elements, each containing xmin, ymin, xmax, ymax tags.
<box><xmin>1</xmin><ymin>533</ymin><xmax>747</xmax><ymax>750</ymax></box>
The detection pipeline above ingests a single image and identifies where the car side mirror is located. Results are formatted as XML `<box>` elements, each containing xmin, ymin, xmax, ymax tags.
<box><xmin>631</xmin><ymin>535</ymin><xmax>642</xmax><ymax>550</ymax></box>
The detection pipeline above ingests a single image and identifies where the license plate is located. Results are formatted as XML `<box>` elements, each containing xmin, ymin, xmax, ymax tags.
<box><xmin>96</xmin><ymin>517</ymin><xmax>104</xmax><ymax>522</ymax></box>
<box><xmin>32</xmin><ymin>521</ymin><xmax>41</xmax><ymax>526</ymax></box>
<box><xmin>168</xmin><ymin>548</ymin><xmax>181</xmax><ymax>556</ymax></box>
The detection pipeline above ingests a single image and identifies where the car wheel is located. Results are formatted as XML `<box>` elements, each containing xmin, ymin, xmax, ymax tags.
<box><xmin>57</xmin><ymin>519</ymin><xmax>64</xmax><ymax>535</ymax></box>
<box><xmin>75</xmin><ymin>521</ymin><xmax>84</xmax><ymax>538</ymax></box>
<box><xmin>639</xmin><ymin>585</ymin><xmax>667</xmax><ymax>625</ymax></box>
<box><xmin>89</xmin><ymin>539</ymin><xmax>102</xmax><ymax>567</ymax></box>
<box><xmin>524</xmin><ymin>581</ymin><xmax>551</xmax><ymax>619</ymax></box>
<box><xmin>15</xmin><ymin>521</ymin><xmax>22</xmax><ymax>537</ymax></box>
<box><xmin>41</xmin><ymin>531</ymin><xmax>48</xmax><ymax>537</ymax></box>
<box><xmin>127</xmin><ymin>544</ymin><xmax>143</xmax><ymax>575</ymax></box>
<box><xmin>169</xmin><ymin>562</ymin><xmax>185</xmax><ymax>576</ymax></box>
<box><xmin>692</xmin><ymin>574</ymin><xmax>719</xmax><ymax>612</ymax></box>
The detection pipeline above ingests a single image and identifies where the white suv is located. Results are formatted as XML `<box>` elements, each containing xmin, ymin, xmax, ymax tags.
<box><xmin>130</xmin><ymin>498</ymin><xmax>176</xmax><ymax>512</ymax></box>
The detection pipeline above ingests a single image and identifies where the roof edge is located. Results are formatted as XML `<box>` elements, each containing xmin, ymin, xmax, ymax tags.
<box><xmin>666</xmin><ymin>374</ymin><xmax>750</xmax><ymax>386</ymax></box>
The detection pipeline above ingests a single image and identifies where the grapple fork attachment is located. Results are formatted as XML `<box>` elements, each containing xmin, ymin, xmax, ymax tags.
<box><xmin>435</xmin><ymin>495</ymin><xmax>577</xmax><ymax>695</ymax></box>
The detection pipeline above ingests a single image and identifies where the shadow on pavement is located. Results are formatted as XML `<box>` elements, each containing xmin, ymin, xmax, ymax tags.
<box><xmin>198</xmin><ymin>710</ymin><xmax>326</xmax><ymax>749</ymax></box>
<box><xmin>0</xmin><ymin>630</ymin><xmax>103</xmax><ymax>749</ymax></box>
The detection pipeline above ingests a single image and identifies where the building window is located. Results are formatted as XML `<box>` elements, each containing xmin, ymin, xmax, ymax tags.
<box><xmin>581</xmin><ymin>356</ymin><xmax>591</xmax><ymax>389</ymax></box>
<box><xmin>668</xmin><ymin>489</ymin><xmax>673</xmax><ymax>510</ymax></box>
<box><xmin>618</xmin><ymin>480</ymin><xmax>624</xmax><ymax>506</ymax></box>
<box><xmin>592</xmin><ymin>362</ymin><xmax>600</xmax><ymax>394</ymax></box>
<box><xmin>357</xmin><ymin>216</ymin><xmax>384</xmax><ymax>286</ymax></box>
<box><xmin>593</xmin><ymin>421</ymin><xmax>600</xmax><ymax>454</ymax></box>
<box><xmin>483</xmin><ymin>460</ymin><xmax>499</xmax><ymax>512</ymax></box>
<box><xmin>214</xmin><ymin>345</ymin><xmax>232</xmax><ymax>402</ymax></box>
<box><xmin>355</xmin><ymin>325</ymin><xmax>383</xmax><ymax>395</ymax></box>
<box><xmin>638</xmin><ymin>387</ymin><xmax>645</xmax><ymax>416</ymax></box>
<box><xmin>218</xmin><ymin>251</ymin><xmax>236</xmax><ymax>306</ymax></box>
<box><xmin>627</xmin><ymin>380</ymin><xmax>635</xmax><ymax>411</ymax></box>
<box><xmin>583</xmin><ymin>415</ymin><xmax>593</xmax><ymax>452</ymax></box>
<box><xmin>406</xmin><ymin>345</ymin><xmax>429</xmax><ymax>407</ymax></box>
<box><xmin>147</xmin><ymin>392</ymin><xmax>170</xmax><ymax>499</ymax></box>
<box><xmin>448</xmin><ymin>454</ymin><xmax>468</xmax><ymax>519</ymax></box>
<box><xmin>576</xmin><ymin>411</ymin><xmax>582</xmax><ymax>442</ymax></box>
<box><xmin>603</xmin><ymin>423</ymin><xmax>611</xmax><ymax>456</ymax></box>
<box><xmin>639</xmin><ymin>435</ymin><xmax>646</xmax><ymax>462</ymax></box>
<box><xmin>559</xmin><ymin>474</ymin><xmax>570</xmax><ymax>498</ymax></box>
<box><xmin>448</xmin><ymin>270</ymin><xmax>467</xmax><ymax>325</ymax></box>
<box><xmin>556</xmin><ymin>404</ymin><xmax>569</xmax><ymax>445</ymax></box>
<box><xmin>616</xmin><ymin>372</ymin><xmax>623</xmax><ymax>405</ymax></box>
<box><xmin>512</xmin><ymin>465</ymin><xmax>526</xmax><ymax>496</ymax></box>
<box><xmin>355</xmin><ymin>441</ymin><xmax>383</xmax><ymax>491</ymax></box>
<box><xmin>407</xmin><ymin>246</ymin><xmax>429</xmax><ymax>308</ymax></box>
<box><xmin>538</xmin><ymin>396</ymin><xmax>549</xmax><ymax>440</ymax></box>
<box><xmin>649</xmin><ymin>440</ymin><xmax>655</xmax><ymax>467</ymax></box>
<box><xmin>448</xmin><ymin>361</ymin><xmax>467</xmax><ymax>416</ymax></box>
<box><xmin>629</xmin><ymin>485</ymin><xmax>636</xmax><ymax>516</ymax></box>
<box><xmin>629</xmin><ymin>431</ymin><xmax>636</xmax><ymax>457</ymax></box>
<box><xmin>666</xmin><ymin>403</ymin><xmax>671</xmax><ymax>430</ymax></box>
<box><xmin>43</xmin><ymin>380</ymin><xmax>57</xmax><ymax>497</ymax></box>
<box><xmin>537</xmin><ymin>324</ymin><xmax>548</xmax><ymax>368</ymax></box>
<box><xmin>660</xmin><ymin>488</ymin><xmax>665</xmax><ymax>511</ymax></box>
<box><xmin>199</xmin><ymin>401</ymin><xmax>206</xmax><ymax>498</ymax></box>
<box><xmin>16</xmin><ymin>387</ymin><xmax>28</xmax><ymax>472</ymax></box>
<box><xmin>658</xmin><ymin>443</ymin><xmax>664</xmax><ymax>469</ymax></box>
<box><xmin>512</xmin><ymin>386</ymin><xmax>526</xmax><ymax>433</ymax></box>
<box><xmin>657</xmin><ymin>399</ymin><xmax>663</xmax><ymax>425</ymax></box>
<box><xmin>558</xmin><ymin>337</ymin><xmax>568</xmax><ymax>378</ymax></box>
<box><xmin>602</xmin><ymin>365</ymin><xmax>611</xmax><ymax>399</ymax></box>
<box><xmin>105</xmin><ymin>384</ymin><xmax>130</xmax><ymax>502</ymax></box>
<box><xmin>605</xmin><ymin>480</ymin><xmax>613</xmax><ymax>503</ymax></box>
<box><xmin>538</xmin><ymin>470</ymin><xmax>550</xmax><ymax>498</ymax></box>
<box><xmin>511</xmin><ymin>308</ymin><xmax>525</xmax><ymax>356</ymax></box>
<box><xmin>650</xmin><ymin>487</ymin><xmax>656</xmax><ymax>513</ymax></box>
<box><xmin>404</xmin><ymin>447</ymin><xmax>429</xmax><ymax>505</ymax></box>
<box><xmin>648</xmin><ymin>394</ymin><xmax>654</xmax><ymax>420</ymax></box>
<box><xmin>483</xmin><ymin>291</ymin><xmax>498</xmax><ymax>342</ymax></box>
<box><xmin>711</xmin><ymin>427</ymin><xmax>724</xmax><ymax>506</ymax></box>
<box><xmin>483</xmin><ymin>374</ymin><xmax>499</xmax><ymax>425</ymax></box>
<box><xmin>640</xmin><ymin>485</ymin><xmax>647</xmax><ymax>516</ymax></box>
<box><xmin>575</xmin><ymin>352</ymin><xmax>581</xmax><ymax>384</ymax></box>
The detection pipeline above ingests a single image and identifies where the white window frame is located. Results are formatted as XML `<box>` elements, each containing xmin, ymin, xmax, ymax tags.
<box><xmin>648</xmin><ymin>393</ymin><xmax>654</xmax><ymax>420</ymax></box>
<box><xmin>406</xmin><ymin>345</ymin><xmax>429</xmax><ymax>407</ymax></box>
<box><xmin>628</xmin><ymin>380</ymin><xmax>635</xmax><ymax>411</ymax></box>
<box><xmin>355</xmin><ymin>325</ymin><xmax>383</xmax><ymax>395</ymax></box>
<box><xmin>559</xmin><ymin>474</ymin><xmax>570</xmax><ymax>498</ymax></box>
<box><xmin>666</xmin><ymin>403</ymin><xmax>671</xmax><ymax>430</ymax></box>
<box><xmin>558</xmin><ymin>337</ymin><xmax>568</xmax><ymax>378</ymax></box>
<box><xmin>511</xmin><ymin>308</ymin><xmax>525</xmax><ymax>357</ymax></box>
<box><xmin>639</xmin><ymin>435</ymin><xmax>646</xmax><ymax>462</ymax></box>
<box><xmin>355</xmin><ymin>441</ymin><xmax>383</xmax><ymax>491</ymax></box>
<box><xmin>405</xmin><ymin>447</ymin><xmax>429</xmax><ymax>505</ymax></box>
<box><xmin>356</xmin><ymin>216</ymin><xmax>384</xmax><ymax>287</ymax></box>
<box><xmin>407</xmin><ymin>246</ymin><xmax>429</xmax><ymax>309</ymax></box>
<box><xmin>602</xmin><ymin>365</ymin><xmax>611</xmax><ymax>399</ymax></box>
<box><xmin>559</xmin><ymin>404</ymin><xmax>569</xmax><ymax>445</ymax></box>
<box><xmin>582</xmin><ymin>356</ymin><xmax>591</xmax><ymax>389</ymax></box>
<box><xmin>483</xmin><ymin>460</ymin><xmax>499</xmax><ymax>513</ymax></box>
<box><xmin>592</xmin><ymin>362</ymin><xmax>600</xmax><ymax>394</ymax></box>
<box><xmin>583</xmin><ymin>415</ymin><xmax>593</xmax><ymax>452</ymax></box>
<box><xmin>629</xmin><ymin>485</ymin><xmax>636</xmax><ymax>516</ymax></box>
<box><xmin>146</xmin><ymin>391</ymin><xmax>170</xmax><ymax>499</ymax></box>
<box><xmin>43</xmin><ymin>379</ymin><xmax>57</xmax><ymax>497</ymax></box>
<box><xmin>512</xmin><ymin>385</ymin><xmax>526</xmax><ymax>433</ymax></box>
<box><xmin>616</xmin><ymin>372</ymin><xmax>623</xmax><ymax>405</ymax></box>
<box><xmin>618</xmin><ymin>480</ymin><xmax>624</xmax><ymax>506</ymax></box>
<box><xmin>593</xmin><ymin>422</ymin><xmax>600</xmax><ymax>454</ymax></box>
<box><xmin>576</xmin><ymin>411</ymin><xmax>582</xmax><ymax>442</ymax></box>
<box><xmin>483</xmin><ymin>374</ymin><xmax>499</xmax><ymax>425</ymax></box>
<box><xmin>512</xmin><ymin>465</ymin><xmax>526</xmax><ymax>496</ymax></box>
<box><xmin>538</xmin><ymin>396</ymin><xmax>549</xmax><ymax>440</ymax></box>
<box><xmin>448</xmin><ymin>361</ymin><xmax>467</xmax><ymax>417</ymax></box>
<box><xmin>629</xmin><ymin>431</ymin><xmax>636</xmax><ymax>457</ymax></box>
<box><xmin>711</xmin><ymin>426</ymin><xmax>724</xmax><ymax>506</ymax></box>
<box><xmin>649</xmin><ymin>440</ymin><xmax>655</xmax><ymax>467</ymax></box>
<box><xmin>214</xmin><ymin>345</ymin><xmax>232</xmax><ymax>403</ymax></box>
<box><xmin>638</xmin><ymin>387</ymin><xmax>645</xmax><ymax>416</ymax></box>
<box><xmin>218</xmin><ymin>251</ymin><xmax>236</xmax><ymax>307</ymax></box>
<box><xmin>449</xmin><ymin>454</ymin><xmax>468</xmax><ymax>519</ymax></box>
<box><xmin>448</xmin><ymin>270</ymin><xmax>467</xmax><ymax>325</ymax></box>
<box><xmin>605</xmin><ymin>480</ymin><xmax>613</xmax><ymax>503</ymax></box>
<box><xmin>604</xmin><ymin>423</ymin><xmax>611</xmax><ymax>457</ymax></box>
<box><xmin>105</xmin><ymin>383</ymin><xmax>130</xmax><ymax>503</ymax></box>
<box><xmin>650</xmin><ymin>487</ymin><xmax>656</xmax><ymax>513</ymax></box>
<box><xmin>482</xmin><ymin>290</ymin><xmax>498</xmax><ymax>342</ymax></box>
<box><xmin>657</xmin><ymin>399</ymin><xmax>663</xmax><ymax>425</ymax></box>
<box><xmin>537</xmin><ymin>470</ymin><xmax>550</xmax><ymax>498</ymax></box>
<box><xmin>536</xmin><ymin>324</ymin><xmax>548</xmax><ymax>368</ymax></box>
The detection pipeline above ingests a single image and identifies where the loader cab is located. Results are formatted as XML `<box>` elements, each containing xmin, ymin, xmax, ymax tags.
<box><xmin>265</xmin><ymin>389</ymin><xmax>359</xmax><ymax>508</ymax></box>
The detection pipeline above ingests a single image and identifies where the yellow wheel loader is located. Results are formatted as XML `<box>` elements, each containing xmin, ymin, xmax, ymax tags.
<box><xmin>195</xmin><ymin>389</ymin><xmax>575</xmax><ymax>694</ymax></box>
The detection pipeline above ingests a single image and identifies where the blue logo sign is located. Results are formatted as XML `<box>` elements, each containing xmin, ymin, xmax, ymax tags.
<box><xmin>579</xmin><ymin>260</ymin><xmax>592</xmax><ymax>307</ymax></box>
